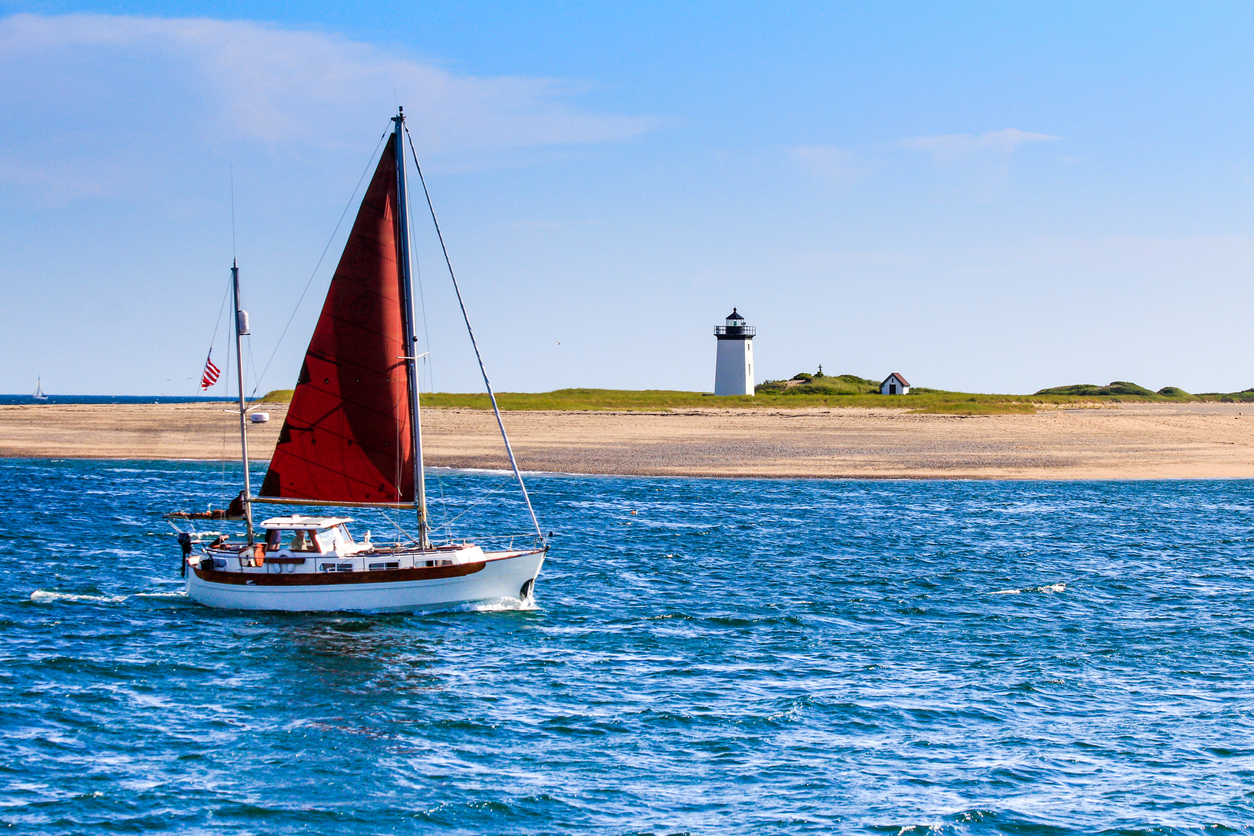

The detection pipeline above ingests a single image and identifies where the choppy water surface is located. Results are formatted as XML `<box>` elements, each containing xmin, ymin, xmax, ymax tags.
<box><xmin>4</xmin><ymin>459</ymin><xmax>1254</xmax><ymax>835</ymax></box>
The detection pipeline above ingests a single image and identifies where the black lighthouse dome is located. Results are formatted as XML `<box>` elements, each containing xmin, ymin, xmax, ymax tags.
<box><xmin>714</xmin><ymin>307</ymin><xmax>755</xmax><ymax>339</ymax></box>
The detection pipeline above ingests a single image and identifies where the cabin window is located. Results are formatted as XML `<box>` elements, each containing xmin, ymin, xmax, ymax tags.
<box><xmin>369</xmin><ymin>561</ymin><xmax>400</xmax><ymax>571</ymax></box>
<box><xmin>289</xmin><ymin>530</ymin><xmax>319</xmax><ymax>552</ymax></box>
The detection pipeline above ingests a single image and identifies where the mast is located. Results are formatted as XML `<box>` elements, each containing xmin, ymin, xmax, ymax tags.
<box><xmin>393</xmin><ymin>108</ymin><xmax>430</xmax><ymax>549</ymax></box>
<box><xmin>232</xmin><ymin>261</ymin><xmax>255</xmax><ymax>544</ymax></box>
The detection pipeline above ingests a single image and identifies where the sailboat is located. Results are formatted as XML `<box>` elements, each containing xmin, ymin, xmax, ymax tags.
<box><xmin>179</xmin><ymin>109</ymin><xmax>547</xmax><ymax>612</ymax></box>
<box><xmin>33</xmin><ymin>377</ymin><xmax>47</xmax><ymax>400</ymax></box>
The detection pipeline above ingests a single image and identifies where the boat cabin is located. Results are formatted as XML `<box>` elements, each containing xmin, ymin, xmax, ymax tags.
<box><xmin>259</xmin><ymin>515</ymin><xmax>365</xmax><ymax>556</ymax></box>
<box><xmin>196</xmin><ymin>511</ymin><xmax>485</xmax><ymax>577</ymax></box>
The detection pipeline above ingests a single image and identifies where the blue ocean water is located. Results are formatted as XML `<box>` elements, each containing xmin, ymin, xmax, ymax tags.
<box><xmin>4</xmin><ymin>460</ymin><xmax>1254</xmax><ymax>835</ymax></box>
<box><xmin>2</xmin><ymin>395</ymin><xmax>236</xmax><ymax>405</ymax></box>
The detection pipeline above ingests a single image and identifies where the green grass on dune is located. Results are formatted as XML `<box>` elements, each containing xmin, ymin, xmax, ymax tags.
<box><xmin>910</xmin><ymin>402</ymin><xmax>1039</xmax><ymax>415</ymax></box>
<box><xmin>1194</xmin><ymin>389</ymin><xmax>1254</xmax><ymax>402</ymax></box>
<box><xmin>1036</xmin><ymin>381</ymin><xmax>1163</xmax><ymax>398</ymax></box>
<box><xmin>260</xmin><ymin>387</ymin><xmax>1043</xmax><ymax>411</ymax></box>
<box><xmin>1035</xmin><ymin>381</ymin><xmax>1254</xmax><ymax>402</ymax></box>
<box><xmin>254</xmin><ymin>378</ymin><xmax>1254</xmax><ymax>410</ymax></box>
<box><xmin>423</xmin><ymin>389</ymin><xmax>755</xmax><ymax>410</ymax></box>
<box><xmin>757</xmin><ymin>374</ymin><xmax>880</xmax><ymax>396</ymax></box>
<box><xmin>415</xmin><ymin>388</ymin><xmax>1046</xmax><ymax>411</ymax></box>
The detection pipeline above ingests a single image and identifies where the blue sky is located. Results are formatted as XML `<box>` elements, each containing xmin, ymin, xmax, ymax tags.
<box><xmin>4</xmin><ymin>2</ymin><xmax>1254</xmax><ymax>396</ymax></box>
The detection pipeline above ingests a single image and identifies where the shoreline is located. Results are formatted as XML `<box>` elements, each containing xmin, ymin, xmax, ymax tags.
<box><xmin>3</xmin><ymin>401</ymin><xmax>1254</xmax><ymax>480</ymax></box>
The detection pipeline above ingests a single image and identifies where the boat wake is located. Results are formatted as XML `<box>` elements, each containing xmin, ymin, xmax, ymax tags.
<box><xmin>31</xmin><ymin>589</ymin><xmax>189</xmax><ymax>605</ymax></box>
<box><xmin>991</xmin><ymin>582</ymin><xmax>1067</xmax><ymax>595</ymax></box>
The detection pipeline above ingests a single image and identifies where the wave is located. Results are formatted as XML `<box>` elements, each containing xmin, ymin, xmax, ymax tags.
<box><xmin>991</xmin><ymin>582</ymin><xmax>1067</xmax><ymax>595</ymax></box>
<box><xmin>447</xmin><ymin>596</ymin><xmax>538</xmax><ymax>614</ymax></box>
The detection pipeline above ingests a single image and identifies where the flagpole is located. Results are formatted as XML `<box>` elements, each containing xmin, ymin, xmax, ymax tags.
<box><xmin>232</xmin><ymin>261</ymin><xmax>255</xmax><ymax>544</ymax></box>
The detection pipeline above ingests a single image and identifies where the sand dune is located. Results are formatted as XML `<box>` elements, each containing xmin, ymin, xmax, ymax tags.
<box><xmin>4</xmin><ymin>401</ymin><xmax>1254</xmax><ymax>479</ymax></box>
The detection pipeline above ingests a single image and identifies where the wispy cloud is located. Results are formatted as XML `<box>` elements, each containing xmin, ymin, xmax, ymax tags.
<box><xmin>0</xmin><ymin>13</ymin><xmax>659</xmax><ymax>200</ymax></box>
<box><xmin>790</xmin><ymin>145</ymin><xmax>872</xmax><ymax>193</ymax></box>
<box><xmin>901</xmin><ymin>128</ymin><xmax>1060</xmax><ymax>165</ymax></box>
<box><xmin>897</xmin><ymin>128</ymin><xmax>1061</xmax><ymax>200</ymax></box>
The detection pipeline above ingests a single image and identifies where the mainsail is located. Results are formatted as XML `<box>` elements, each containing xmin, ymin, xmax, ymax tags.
<box><xmin>259</xmin><ymin>139</ymin><xmax>415</xmax><ymax>504</ymax></box>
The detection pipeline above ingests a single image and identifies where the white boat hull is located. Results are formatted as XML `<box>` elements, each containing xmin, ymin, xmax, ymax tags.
<box><xmin>184</xmin><ymin>548</ymin><xmax>545</xmax><ymax>613</ymax></box>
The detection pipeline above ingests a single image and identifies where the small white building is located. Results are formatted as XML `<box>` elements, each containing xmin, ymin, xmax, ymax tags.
<box><xmin>713</xmin><ymin>308</ymin><xmax>755</xmax><ymax>396</ymax></box>
<box><xmin>881</xmin><ymin>373</ymin><xmax>910</xmax><ymax>395</ymax></box>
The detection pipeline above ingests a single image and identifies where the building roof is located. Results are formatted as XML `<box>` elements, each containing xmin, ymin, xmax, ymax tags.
<box><xmin>725</xmin><ymin>307</ymin><xmax>744</xmax><ymax>321</ymax></box>
<box><xmin>881</xmin><ymin>373</ymin><xmax>910</xmax><ymax>387</ymax></box>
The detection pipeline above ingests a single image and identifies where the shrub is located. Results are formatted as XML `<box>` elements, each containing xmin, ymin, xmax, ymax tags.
<box><xmin>1035</xmin><ymin>381</ymin><xmax>1156</xmax><ymax>397</ymax></box>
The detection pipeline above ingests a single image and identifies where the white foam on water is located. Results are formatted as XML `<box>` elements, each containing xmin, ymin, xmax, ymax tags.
<box><xmin>135</xmin><ymin>591</ymin><xmax>189</xmax><ymax>600</ymax></box>
<box><xmin>30</xmin><ymin>590</ymin><xmax>129</xmax><ymax>605</ymax></box>
<box><xmin>451</xmin><ymin>596</ymin><xmax>537</xmax><ymax>613</ymax></box>
<box><xmin>428</xmin><ymin>466</ymin><xmax>514</xmax><ymax>476</ymax></box>
<box><xmin>991</xmin><ymin>582</ymin><xmax>1066</xmax><ymax>596</ymax></box>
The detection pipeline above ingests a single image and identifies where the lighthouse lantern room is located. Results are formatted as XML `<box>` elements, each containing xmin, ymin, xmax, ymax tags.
<box><xmin>713</xmin><ymin>308</ymin><xmax>756</xmax><ymax>396</ymax></box>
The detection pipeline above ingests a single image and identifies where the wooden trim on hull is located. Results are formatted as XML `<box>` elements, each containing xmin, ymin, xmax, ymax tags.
<box><xmin>192</xmin><ymin>561</ymin><xmax>485</xmax><ymax>586</ymax></box>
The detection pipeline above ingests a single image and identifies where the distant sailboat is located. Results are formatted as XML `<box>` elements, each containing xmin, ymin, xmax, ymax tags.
<box><xmin>32</xmin><ymin>378</ymin><xmax>47</xmax><ymax>401</ymax></box>
<box><xmin>174</xmin><ymin>109</ymin><xmax>547</xmax><ymax>613</ymax></box>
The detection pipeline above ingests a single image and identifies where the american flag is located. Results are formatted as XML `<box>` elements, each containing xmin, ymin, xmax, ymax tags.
<box><xmin>200</xmin><ymin>353</ymin><xmax>221</xmax><ymax>390</ymax></box>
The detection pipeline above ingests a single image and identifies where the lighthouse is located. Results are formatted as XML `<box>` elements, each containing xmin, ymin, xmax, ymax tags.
<box><xmin>713</xmin><ymin>308</ymin><xmax>755</xmax><ymax>396</ymax></box>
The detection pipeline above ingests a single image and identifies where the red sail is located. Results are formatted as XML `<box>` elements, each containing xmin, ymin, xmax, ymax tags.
<box><xmin>259</xmin><ymin>139</ymin><xmax>414</xmax><ymax>504</ymax></box>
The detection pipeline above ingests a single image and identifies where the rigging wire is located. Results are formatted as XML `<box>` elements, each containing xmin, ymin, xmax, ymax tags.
<box><xmin>205</xmin><ymin>275</ymin><xmax>234</xmax><ymax>494</ymax></box>
<box><xmin>402</xmin><ymin>124</ymin><xmax>544</xmax><ymax>543</ymax></box>
<box><xmin>246</xmin><ymin>131</ymin><xmax>391</xmax><ymax>404</ymax></box>
<box><xmin>424</xmin><ymin>351</ymin><xmax>450</xmax><ymax>539</ymax></box>
<box><xmin>397</xmin><ymin>127</ymin><xmax>449</xmax><ymax>537</ymax></box>
<box><xmin>428</xmin><ymin>479</ymin><xmax>516</xmax><ymax>533</ymax></box>
<box><xmin>205</xmin><ymin>273</ymin><xmax>232</xmax><ymax>365</ymax></box>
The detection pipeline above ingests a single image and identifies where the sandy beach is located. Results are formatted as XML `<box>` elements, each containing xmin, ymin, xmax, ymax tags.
<box><xmin>3</xmin><ymin>401</ymin><xmax>1254</xmax><ymax>479</ymax></box>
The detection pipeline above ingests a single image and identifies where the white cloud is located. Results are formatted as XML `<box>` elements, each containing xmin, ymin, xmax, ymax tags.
<box><xmin>0</xmin><ymin>13</ymin><xmax>658</xmax><ymax>199</ymax></box>
<box><xmin>901</xmin><ymin>128</ymin><xmax>1060</xmax><ymax>165</ymax></box>
<box><xmin>789</xmin><ymin>145</ymin><xmax>872</xmax><ymax>192</ymax></box>
<box><xmin>895</xmin><ymin>128</ymin><xmax>1061</xmax><ymax>201</ymax></box>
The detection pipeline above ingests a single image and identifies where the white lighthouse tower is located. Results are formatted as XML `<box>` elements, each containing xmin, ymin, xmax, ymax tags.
<box><xmin>713</xmin><ymin>308</ymin><xmax>755</xmax><ymax>396</ymax></box>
